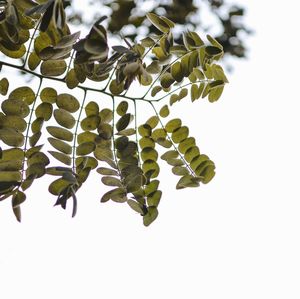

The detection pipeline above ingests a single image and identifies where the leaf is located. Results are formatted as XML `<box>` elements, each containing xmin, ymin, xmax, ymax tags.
<box><xmin>146</xmin><ymin>61</ymin><xmax>162</xmax><ymax>74</ymax></box>
<box><xmin>151</xmin><ymin>86</ymin><xmax>162</xmax><ymax>97</ymax></box>
<box><xmin>101</xmin><ymin>187</ymin><xmax>127</xmax><ymax>203</ymax></box>
<box><xmin>143</xmin><ymin>206</ymin><xmax>158</xmax><ymax>226</ymax></box>
<box><xmin>76</xmin><ymin>142</ymin><xmax>95</xmax><ymax>156</ymax></box>
<box><xmin>176</xmin><ymin>174</ymin><xmax>200</xmax><ymax>189</ymax></box>
<box><xmin>146</xmin><ymin>13</ymin><xmax>171</xmax><ymax>33</ymax></box>
<box><xmin>48</xmin><ymin>178</ymin><xmax>72</xmax><ymax>196</ymax></box>
<box><xmin>97</xmin><ymin>167</ymin><xmax>118</xmax><ymax>176</ymax></box>
<box><xmin>0</xmin><ymin>78</ymin><xmax>9</xmax><ymax>95</ymax></box>
<box><xmin>66</xmin><ymin>69</ymin><xmax>79</xmax><ymax>89</ymax></box>
<box><xmin>178</xmin><ymin>137</ymin><xmax>196</xmax><ymax>154</ymax></box>
<box><xmin>48</xmin><ymin>137</ymin><xmax>72</xmax><ymax>155</ymax></box>
<box><xmin>40</xmin><ymin>87</ymin><xmax>57</xmax><ymax>103</ymax></box>
<box><xmin>117</xmin><ymin>128</ymin><xmax>136</xmax><ymax>136</ymax></box>
<box><xmin>172</xmin><ymin>166</ymin><xmax>189</xmax><ymax>176</ymax></box>
<box><xmin>99</xmin><ymin>108</ymin><xmax>113</xmax><ymax>123</ymax></box>
<box><xmin>146</xmin><ymin>116</ymin><xmax>159</xmax><ymax>129</ymax></box>
<box><xmin>160</xmin><ymin>73</ymin><xmax>175</xmax><ymax>89</ymax></box>
<box><xmin>48</xmin><ymin>151</ymin><xmax>72</xmax><ymax>166</ymax></box>
<box><xmin>0</xmin><ymin>44</ymin><xmax>26</xmax><ymax>59</ymax></box>
<box><xmin>80</xmin><ymin>115</ymin><xmax>100</xmax><ymax>131</ymax></box>
<box><xmin>171</xmin><ymin>61</ymin><xmax>183</xmax><ymax>82</ymax></box>
<box><xmin>85</xmin><ymin>101</ymin><xmax>99</xmax><ymax>116</ymax></box>
<box><xmin>184</xmin><ymin>146</ymin><xmax>200</xmax><ymax>163</ymax></box>
<box><xmin>0</xmin><ymin>128</ymin><xmax>24</xmax><ymax>147</ymax></box>
<box><xmin>147</xmin><ymin>190</ymin><xmax>162</xmax><ymax>207</ymax></box>
<box><xmin>46</xmin><ymin>126</ymin><xmax>73</xmax><ymax>142</ymax></box>
<box><xmin>1</xmin><ymin>99</ymin><xmax>30</xmax><ymax>118</ymax></box>
<box><xmin>0</xmin><ymin>171</ymin><xmax>22</xmax><ymax>182</ymax></box>
<box><xmin>116</xmin><ymin>113</ymin><xmax>132</xmax><ymax>132</ymax></box>
<box><xmin>28</xmin><ymin>51</ymin><xmax>41</xmax><ymax>70</ymax></box>
<box><xmin>141</xmin><ymin>147</ymin><xmax>158</xmax><ymax>162</ymax></box>
<box><xmin>127</xmin><ymin>199</ymin><xmax>144</xmax><ymax>214</ymax></box>
<box><xmin>40</xmin><ymin>60</ymin><xmax>67</xmax><ymax>76</ymax></box>
<box><xmin>56</xmin><ymin>92</ymin><xmax>79</xmax><ymax>112</ymax></box>
<box><xmin>0</xmin><ymin>115</ymin><xmax>27</xmax><ymax>132</ymax></box>
<box><xmin>165</xmin><ymin>118</ymin><xmax>182</xmax><ymax>133</ymax></box>
<box><xmin>29</xmin><ymin>132</ymin><xmax>41</xmax><ymax>147</ymax></box>
<box><xmin>139</xmin><ymin>137</ymin><xmax>155</xmax><ymax>149</ymax></box>
<box><xmin>172</xmin><ymin>126</ymin><xmax>189</xmax><ymax>143</ymax></box>
<box><xmin>35</xmin><ymin>102</ymin><xmax>53</xmax><ymax>121</ymax></box>
<box><xmin>161</xmin><ymin>150</ymin><xmax>178</xmax><ymax>160</ymax></box>
<box><xmin>1</xmin><ymin>148</ymin><xmax>24</xmax><ymax>161</ymax></box>
<box><xmin>159</xmin><ymin>105</ymin><xmax>169</xmax><ymax>118</ymax></box>
<box><xmin>109</xmin><ymin>79</ymin><xmax>124</xmax><ymax>95</ymax></box>
<box><xmin>53</xmin><ymin>109</ymin><xmax>76</xmax><ymax>129</ymax></box>
<box><xmin>31</xmin><ymin>118</ymin><xmax>44</xmax><ymax>133</ymax></box>
<box><xmin>205</xmin><ymin>46</ymin><xmax>223</xmax><ymax>57</ymax></box>
<box><xmin>101</xmin><ymin>176</ymin><xmax>122</xmax><ymax>187</ymax></box>
<box><xmin>116</xmin><ymin>101</ymin><xmax>128</xmax><ymax>116</ymax></box>
<box><xmin>191</xmin><ymin>84</ymin><xmax>200</xmax><ymax>102</ymax></box>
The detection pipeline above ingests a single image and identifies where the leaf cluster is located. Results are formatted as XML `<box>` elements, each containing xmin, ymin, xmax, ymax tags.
<box><xmin>0</xmin><ymin>0</ymin><xmax>228</xmax><ymax>226</ymax></box>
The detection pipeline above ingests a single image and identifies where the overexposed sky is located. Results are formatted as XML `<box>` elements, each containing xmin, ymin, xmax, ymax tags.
<box><xmin>1</xmin><ymin>1</ymin><xmax>300</xmax><ymax>298</ymax></box>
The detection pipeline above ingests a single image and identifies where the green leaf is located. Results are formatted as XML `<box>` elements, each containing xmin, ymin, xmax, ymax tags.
<box><xmin>41</xmin><ymin>60</ymin><xmax>67</xmax><ymax>76</ymax></box>
<box><xmin>101</xmin><ymin>187</ymin><xmax>127</xmax><ymax>203</ymax></box>
<box><xmin>172</xmin><ymin>166</ymin><xmax>189</xmax><ymax>176</ymax></box>
<box><xmin>205</xmin><ymin>46</ymin><xmax>223</xmax><ymax>57</ymax></box>
<box><xmin>66</xmin><ymin>69</ymin><xmax>79</xmax><ymax>89</ymax></box>
<box><xmin>31</xmin><ymin>118</ymin><xmax>44</xmax><ymax>133</ymax></box>
<box><xmin>159</xmin><ymin>105</ymin><xmax>169</xmax><ymax>118</ymax></box>
<box><xmin>116</xmin><ymin>113</ymin><xmax>132</xmax><ymax>132</ymax></box>
<box><xmin>97</xmin><ymin>167</ymin><xmax>118</xmax><ymax>176</ymax></box>
<box><xmin>138</xmin><ymin>124</ymin><xmax>152</xmax><ymax>137</ymax></box>
<box><xmin>48</xmin><ymin>178</ymin><xmax>72</xmax><ymax>196</ymax></box>
<box><xmin>184</xmin><ymin>146</ymin><xmax>200</xmax><ymax>163</ymax></box>
<box><xmin>1</xmin><ymin>99</ymin><xmax>30</xmax><ymax>118</ymax></box>
<box><xmin>109</xmin><ymin>79</ymin><xmax>124</xmax><ymax>95</ymax></box>
<box><xmin>0</xmin><ymin>128</ymin><xmax>24</xmax><ymax>147</ymax></box>
<box><xmin>147</xmin><ymin>190</ymin><xmax>162</xmax><ymax>207</ymax></box>
<box><xmin>53</xmin><ymin>109</ymin><xmax>76</xmax><ymax>129</ymax></box>
<box><xmin>161</xmin><ymin>150</ymin><xmax>178</xmax><ymax>160</ymax></box>
<box><xmin>116</xmin><ymin>101</ymin><xmax>128</xmax><ymax>116</ymax></box>
<box><xmin>172</xmin><ymin>126</ymin><xmax>189</xmax><ymax>143</ymax></box>
<box><xmin>146</xmin><ymin>116</ymin><xmax>159</xmax><ymax>129</ymax></box>
<box><xmin>0</xmin><ymin>115</ymin><xmax>27</xmax><ymax>132</ymax></box>
<box><xmin>146</xmin><ymin>61</ymin><xmax>162</xmax><ymax>74</ymax></box>
<box><xmin>0</xmin><ymin>171</ymin><xmax>22</xmax><ymax>182</ymax></box>
<box><xmin>99</xmin><ymin>108</ymin><xmax>113</xmax><ymax>123</ymax></box>
<box><xmin>56</xmin><ymin>93</ymin><xmax>80</xmax><ymax>113</ymax></box>
<box><xmin>48</xmin><ymin>137</ymin><xmax>72</xmax><ymax>155</ymax></box>
<box><xmin>81</xmin><ymin>115</ymin><xmax>100</xmax><ymax>131</ymax></box>
<box><xmin>127</xmin><ymin>199</ymin><xmax>144</xmax><ymax>214</ymax></box>
<box><xmin>46</xmin><ymin>126</ymin><xmax>73</xmax><ymax>142</ymax></box>
<box><xmin>85</xmin><ymin>101</ymin><xmax>99</xmax><ymax>116</ymax></box>
<box><xmin>143</xmin><ymin>206</ymin><xmax>158</xmax><ymax>226</ymax></box>
<box><xmin>28</xmin><ymin>51</ymin><xmax>41</xmax><ymax>71</ymax></box>
<box><xmin>0</xmin><ymin>78</ymin><xmax>9</xmax><ymax>96</ymax></box>
<box><xmin>139</xmin><ymin>137</ymin><xmax>155</xmax><ymax>149</ymax></box>
<box><xmin>29</xmin><ymin>132</ymin><xmax>41</xmax><ymax>147</ymax></box>
<box><xmin>160</xmin><ymin>73</ymin><xmax>175</xmax><ymax>89</ymax></box>
<box><xmin>165</xmin><ymin>118</ymin><xmax>182</xmax><ymax>133</ymax></box>
<box><xmin>176</xmin><ymin>174</ymin><xmax>199</xmax><ymax>189</ymax></box>
<box><xmin>35</xmin><ymin>102</ymin><xmax>53</xmax><ymax>121</ymax></box>
<box><xmin>101</xmin><ymin>176</ymin><xmax>122</xmax><ymax>187</ymax></box>
<box><xmin>151</xmin><ymin>86</ymin><xmax>162</xmax><ymax>97</ymax></box>
<box><xmin>48</xmin><ymin>151</ymin><xmax>72</xmax><ymax>165</ymax></box>
<box><xmin>76</xmin><ymin>142</ymin><xmax>95</xmax><ymax>156</ymax></box>
<box><xmin>141</xmin><ymin>147</ymin><xmax>158</xmax><ymax>162</ymax></box>
<box><xmin>146</xmin><ymin>13</ymin><xmax>171</xmax><ymax>33</ymax></box>
<box><xmin>171</xmin><ymin>61</ymin><xmax>183</xmax><ymax>82</ymax></box>
<box><xmin>0</xmin><ymin>44</ymin><xmax>26</xmax><ymax>59</ymax></box>
<box><xmin>40</xmin><ymin>87</ymin><xmax>57</xmax><ymax>104</ymax></box>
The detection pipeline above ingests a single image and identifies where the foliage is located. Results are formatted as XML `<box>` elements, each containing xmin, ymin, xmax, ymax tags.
<box><xmin>0</xmin><ymin>0</ymin><xmax>228</xmax><ymax>226</ymax></box>
<box><xmin>65</xmin><ymin>0</ymin><xmax>251</xmax><ymax>60</ymax></box>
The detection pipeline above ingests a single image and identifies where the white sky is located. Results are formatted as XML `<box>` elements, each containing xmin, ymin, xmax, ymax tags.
<box><xmin>1</xmin><ymin>1</ymin><xmax>300</xmax><ymax>298</ymax></box>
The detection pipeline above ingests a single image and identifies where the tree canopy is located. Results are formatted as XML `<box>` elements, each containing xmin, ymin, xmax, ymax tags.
<box><xmin>0</xmin><ymin>0</ymin><xmax>233</xmax><ymax>225</ymax></box>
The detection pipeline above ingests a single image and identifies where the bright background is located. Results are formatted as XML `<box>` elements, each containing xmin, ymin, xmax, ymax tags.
<box><xmin>1</xmin><ymin>1</ymin><xmax>300</xmax><ymax>298</ymax></box>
